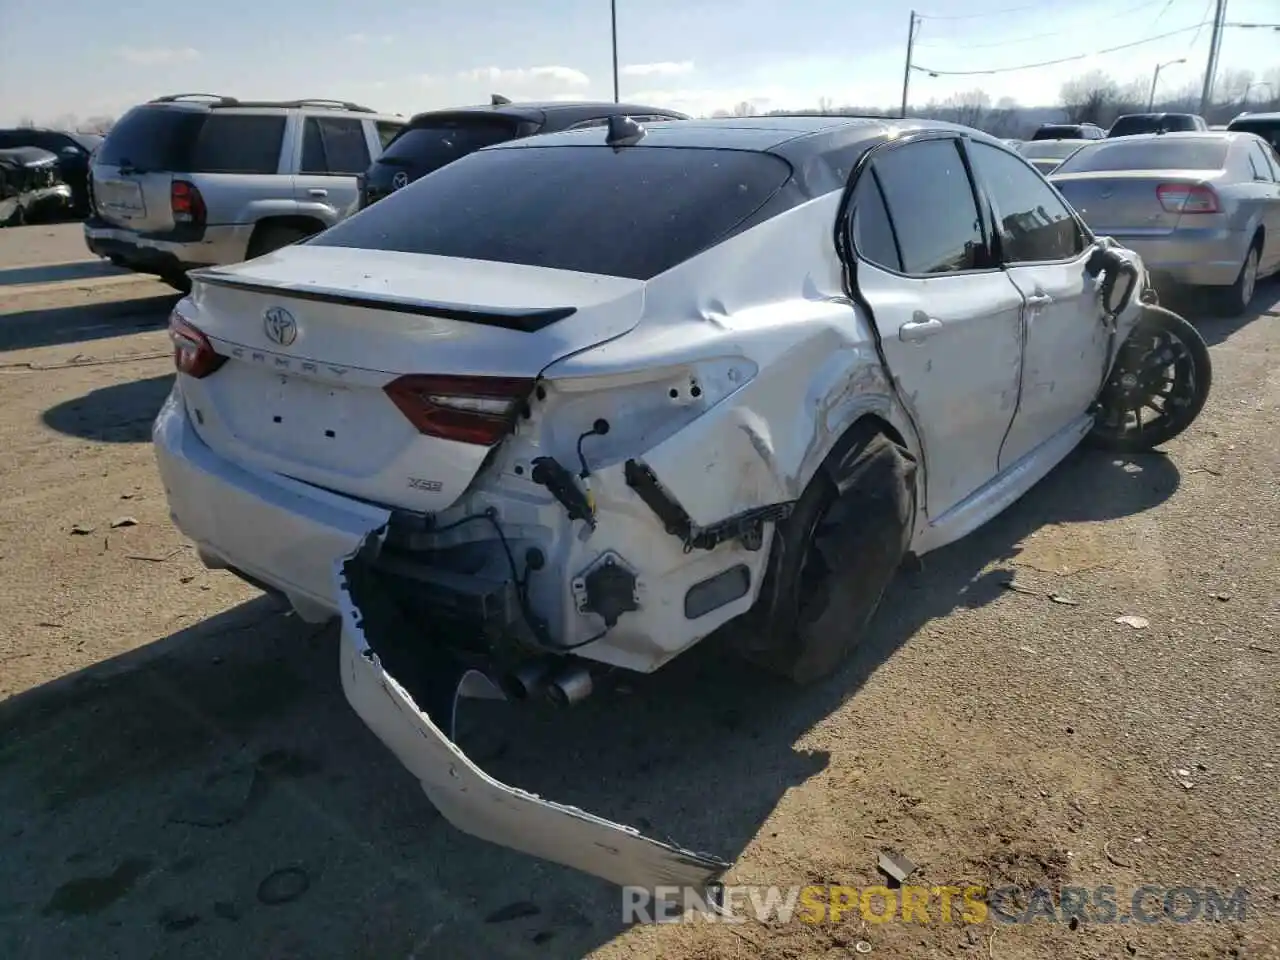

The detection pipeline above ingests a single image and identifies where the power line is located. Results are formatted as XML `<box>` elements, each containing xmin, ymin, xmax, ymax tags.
<box><xmin>917</xmin><ymin>1</ymin><xmax>1050</xmax><ymax>21</ymax></box>
<box><xmin>914</xmin><ymin>0</ymin><xmax>1177</xmax><ymax>50</ymax></box>
<box><xmin>1185</xmin><ymin>0</ymin><xmax>1215</xmax><ymax>50</ymax></box>
<box><xmin>913</xmin><ymin>20</ymin><xmax>1210</xmax><ymax>76</ymax></box>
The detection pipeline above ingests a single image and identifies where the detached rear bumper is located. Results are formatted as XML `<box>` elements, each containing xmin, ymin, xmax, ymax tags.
<box><xmin>336</xmin><ymin>544</ymin><xmax>730</xmax><ymax>890</ymax></box>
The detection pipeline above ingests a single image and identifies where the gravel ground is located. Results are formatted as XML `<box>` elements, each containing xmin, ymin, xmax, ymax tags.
<box><xmin>0</xmin><ymin>225</ymin><xmax>1277</xmax><ymax>960</ymax></box>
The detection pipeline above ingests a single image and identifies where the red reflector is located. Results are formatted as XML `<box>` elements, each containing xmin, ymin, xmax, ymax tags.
<box><xmin>169</xmin><ymin>311</ymin><xmax>226</xmax><ymax>379</ymax></box>
<box><xmin>383</xmin><ymin>374</ymin><xmax>535</xmax><ymax>446</ymax></box>
<box><xmin>1156</xmin><ymin>183</ymin><xmax>1219</xmax><ymax>214</ymax></box>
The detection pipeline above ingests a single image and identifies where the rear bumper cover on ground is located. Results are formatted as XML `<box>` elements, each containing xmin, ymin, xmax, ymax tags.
<box><xmin>154</xmin><ymin>390</ymin><xmax>729</xmax><ymax>889</ymax></box>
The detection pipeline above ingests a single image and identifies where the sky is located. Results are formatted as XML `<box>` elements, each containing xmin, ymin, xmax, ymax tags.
<box><xmin>0</xmin><ymin>0</ymin><xmax>1277</xmax><ymax>125</ymax></box>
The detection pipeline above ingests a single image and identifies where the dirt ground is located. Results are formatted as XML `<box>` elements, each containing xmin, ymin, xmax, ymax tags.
<box><xmin>1</xmin><ymin>224</ymin><xmax>1277</xmax><ymax>960</ymax></box>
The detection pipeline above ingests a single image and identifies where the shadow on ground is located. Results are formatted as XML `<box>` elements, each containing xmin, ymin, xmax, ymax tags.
<box><xmin>0</xmin><ymin>449</ymin><xmax>1178</xmax><ymax>960</ymax></box>
<box><xmin>42</xmin><ymin>374</ymin><xmax>175</xmax><ymax>443</ymax></box>
<box><xmin>0</xmin><ymin>260</ymin><xmax>129</xmax><ymax>287</ymax></box>
<box><xmin>1168</xmin><ymin>274</ymin><xmax>1280</xmax><ymax>347</ymax></box>
<box><xmin>0</xmin><ymin>293</ymin><xmax>176</xmax><ymax>353</ymax></box>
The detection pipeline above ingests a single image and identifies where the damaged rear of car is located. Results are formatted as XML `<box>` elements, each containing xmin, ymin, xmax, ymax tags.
<box><xmin>154</xmin><ymin>117</ymin><xmax>1190</xmax><ymax>890</ymax></box>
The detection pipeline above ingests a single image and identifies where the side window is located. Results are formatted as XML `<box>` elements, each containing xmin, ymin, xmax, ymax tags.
<box><xmin>375</xmin><ymin>121</ymin><xmax>404</xmax><ymax>149</ymax></box>
<box><xmin>1247</xmin><ymin>142</ymin><xmax>1275</xmax><ymax>182</ymax></box>
<box><xmin>966</xmin><ymin>141</ymin><xmax>1085</xmax><ymax>263</ymax></box>
<box><xmin>850</xmin><ymin>170</ymin><xmax>902</xmax><ymax>272</ymax></box>
<box><xmin>566</xmin><ymin>117</ymin><xmax>610</xmax><ymax>131</ymax></box>
<box><xmin>300</xmin><ymin>117</ymin><xmax>371</xmax><ymax>175</ymax></box>
<box><xmin>871</xmin><ymin>138</ymin><xmax>986</xmax><ymax>275</ymax></box>
<box><xmin>190</xmin><ymin>114</ymin><xmax>286</xmax><ymax>174</ymax></box>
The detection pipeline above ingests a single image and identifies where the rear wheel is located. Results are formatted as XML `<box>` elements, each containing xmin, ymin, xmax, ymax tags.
<box><xmin>1087</xmin><ymin>304</ymin><xmax>1211</xmax><ymax>453</ymax></box>
<box><xmin>1215</xmin><ymin>241</ymin><xmax>1260</xmax><ymax>318</ymax></box>
<box><xmin>246</xmin><ymin>223</ymin><xmax>313</xmax><ymax>260</ymax></box>
<box><xmin>736</xmin><ymin>427</ymin><xmax>915</xmax><ymax>685</ymax></box>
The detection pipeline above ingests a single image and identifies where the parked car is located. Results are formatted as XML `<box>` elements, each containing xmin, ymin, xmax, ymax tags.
<box><xmin>0</xmin><ymin>147</ymin><xmax>73</xmax><ymax>225</ymax></box>
<box><xmin>1227</xmin><ymin>111</ymin><xmax>1280</xmax><ymax>151</ymax></box>
<box><xmin>1016</xmin><ymin>138</ymin><xmax>1091</xmax><ymax>175</ymax></box>
<box><xmin>0</xmin><ymin>128</ymin><xmax>101</xmax><ymax>215</ymax></box>
<box><xmin>83</xmin><ymin>94</ymin><xmax>405</xmax><ymax>291</ymax></box>
<box><xmin>1050</xmin><ymin>131</ymin><xmax>1280</xmax><ymax>315</ymax></box>
<box><xmin>359</xmin><ymin>96</ymin><xmax>688</xmax><ymax>207</ymax></box>
<box><xmin>154</xmin><ymin>115</ymin><xmax>1211</xmax><ymax>889</ymax></box>
<box><xmin>1031</xmin><ymin>122</ymin><xmax>1106</xmax><ymax>141</ymax></box>
<box><xmin>1107</xmin><ymin>113</ymin><xmax>1208</xmax><ymax>137</ymax></box>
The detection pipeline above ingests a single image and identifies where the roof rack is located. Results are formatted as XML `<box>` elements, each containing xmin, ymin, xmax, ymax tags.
<box><xmin>212</xmin><ymin>98</ymin><xmax>376</xmax><ymax>113</ymax></box>
<box><xmin>151</xmin><ymin>93</ymin><xmax>240</xmax><ymax>105</ymax></box>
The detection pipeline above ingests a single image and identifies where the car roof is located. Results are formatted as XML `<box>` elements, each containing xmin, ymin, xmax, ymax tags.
<box><xmin>1085</xmin><ymin>131</ymin><xmax>1236</xmax><ymax>142</ymax></box>
<box><xmin>1230</xmin><ymin>111</ymin><xmax>1280</xmax><ymax>123</ymax></box>
<box><xmin>490</xmin><ymin>114</ymin><xmax>1009</xmax><ymax>156</ymax></box>
<box><xmin>405</xmin><ymin>100</ymin><xmax>689</xmax><ymax>126</ymax></box>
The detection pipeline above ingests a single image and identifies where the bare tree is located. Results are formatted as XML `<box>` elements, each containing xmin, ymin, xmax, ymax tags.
<box><xmin>1059</xmin><ymin>70</ymin><xmax>1120</xmax><ymax>124</ymax></box>
<box><xmin>982</xmin><ymin>95</ymin><xmax>1019</xmax><ymax>137</ymax></box>
<box><xmin>942</xmin><ymin>89</ymin><xmax>991</xmax><ymax>129</ymax></box>
<box><xmin>731</xmin><ymin>101</ymin><xmax>756</xmax><ymax>118</ymax></box>
<box><xmin>81</xmin><ymin>115</ymin><xmax>116</xmax><ymax>134</ymax></box>
<box><xmin>50</xmin><ymin>112</ymin><xmax>79</xmax><ymax>132</ymax></box>
<box><xmin>1217</xmin><ymin>68</ymin><xmax>1256</xmax><ymax>106</ymax></box>
<box><xmin>817</xmin><ymin>96</ymin><xmax>833</xmax><ymax>115</ymax></box>
<box><xmin>16</xmin><ymin>115</ymin><xmax>36</xmax><ymax>128</ymax></box>
<box><xmin>710</xmin><ymin>108</ymin><xmax>731</xmax><ymax>119</ymax></box>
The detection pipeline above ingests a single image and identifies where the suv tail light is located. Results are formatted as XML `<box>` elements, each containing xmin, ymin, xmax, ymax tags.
<box><xmin>1157</xmin><ymin>183</ymin><xmax>1219</xmax><ymax>214</ymax></box>
<box><xmin>169</xmin><ymin>311</ymin><xmax>226</xmax><ymax>379</ymax></box>
<box><xmin>383</xmin><ymin>375</ymin><xmax>535</xmax><ymax>446</ymax></box>
<box><xmin>171</xmin><ymin>179</ymin><xmax>207</xmax><ymax>225</ymax></box>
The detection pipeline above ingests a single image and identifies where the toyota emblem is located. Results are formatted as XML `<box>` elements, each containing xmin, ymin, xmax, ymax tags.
<box><xmin>263</xmin><ymin>306</ymin><xmax>298</xmax><ymax>346</ymax></box>
<box><xmin>391</xmin><ymin>171</ymin><xmax>409</xmax><ymax>190</ymax></box>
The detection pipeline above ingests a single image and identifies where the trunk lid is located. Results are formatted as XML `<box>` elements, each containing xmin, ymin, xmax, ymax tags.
<box><xmin>1051</xmin><ymin>169</ymin><xmax>1222</xmax><ymax>237</ymax></box>
<box><xmin>181</xmin><ymin>245</ymin><xmax>646</xmax><ymax>512</ymax></box>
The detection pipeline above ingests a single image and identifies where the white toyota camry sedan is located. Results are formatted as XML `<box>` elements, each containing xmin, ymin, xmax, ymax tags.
<box><xmin>154</xmin><ymin>114</ymin><xmax>1211</xmax><ymax>890</ymax></box>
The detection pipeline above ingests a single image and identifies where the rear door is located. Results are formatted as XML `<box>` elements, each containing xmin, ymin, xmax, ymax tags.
<box><xmin>848</xmin><ymin>136</ymin><xmax>1025</xmax><ymax>520</ymax></box>
<box><xmin>90</xmin><ymin>105</ymin><xmax>205</xmax><ymax>230</ymax></box>
<box><xmin>965</xmin><ymin>139</ymin><xmax>1105</xmax><ymax>468</ymax></box>
<box><xmin>1244</xmin><ymin>138</ymin><xmax>1280</xmax><ymax>274</ymax></box>
<box><xmin>294</xmin><ymin>114</ymin><xmax>371</xmax><ymax>223</ymax></box>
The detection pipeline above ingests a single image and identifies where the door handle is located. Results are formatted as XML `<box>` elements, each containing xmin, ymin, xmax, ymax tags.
<box><xmin>307</xmin><ymin>188</ymin><xmax>328</xmax><ymax>198</ymax></box>
<box><xmin>900</xmin><ymin>314</ymin><xmax>943</xmax><ymax>342</ymax></box>
<box><xmin>1025</xmin><ymin>293</ymin><xmax>1053</xmax><ymax>308</ymax></box>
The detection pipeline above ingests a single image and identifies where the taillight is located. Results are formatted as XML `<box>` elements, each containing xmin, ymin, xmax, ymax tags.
<box><xmin>1156</xmin><ymin>183</ymin><xmax>1219</xmax><ymax>214</ymax></box>
<box><xmin>169</xmin><ymin>311</ymin><xmax>226</xmax><ymax>379</ymax></box>
<box><xmin>171</xmin><ymin>179</ymin><xmax>206</xmax><ymax>225</ymax></box>
<box><xmin>383</xmin><ymin>374</ymin><xmax>535</xmax><ymax>446</ymax></box>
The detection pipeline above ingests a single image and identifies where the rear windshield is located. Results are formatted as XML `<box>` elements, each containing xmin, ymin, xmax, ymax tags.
<box><xmin>1033</xmin><ymin>126</ymin><xmax>1085</xmax><ymax>141</ymax></box>
<box><xmin>1109</xmin><ymin>115</ymin><xmax>1199</xmax><ymax>137</ymax></box>
<box><xmin>314</xmin><ymin>145</ymin><xmax>793</xmax><ymax>280</ymax></box>
<box><xmin>1053</xmin><ymin>139</ymin><xmax>1229</xmax><ymax>174</ymax></box>
<box><xmin>1227</xmin><ymin>119</ymin><xmax>1280</xmax><ymax>149</ymax></box>
<box><xmin>95</xmin><ymin>106</ymin><xmax>205</xmax><ymax>170</ymax></box>
<box><xmin>1020</xmin><ymin>140</ymin><xmax>1086</xmax><ymax>160</ymax></box>
<box><xmin>378</xmin><ymin>118</ymin><xmax>520</xmax><ymax>168</ymax></box>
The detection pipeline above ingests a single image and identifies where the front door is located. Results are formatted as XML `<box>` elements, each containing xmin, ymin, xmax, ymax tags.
<box><xmin>847</xmin><ymin>136</ymin><xmax>1025</xmax><ymax>520</ymax></box>
<box><xmin>963</xmin><ymin>139</ymin><xmax>1108</xmax><ymax>468</ymax></box>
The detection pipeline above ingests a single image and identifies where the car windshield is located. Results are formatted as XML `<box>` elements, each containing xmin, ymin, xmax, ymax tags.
<box><xmin>313</xmin><ymin>144</ymin><xmax>793</xmax><ymax>280</ymax></box>
<box><xmin>70</xmin><ymin>133</ymin><xmax>103</xmax><ymax>152</ymax></box>
<box><xmin>1019</xmin><ymin>140</ymin><xmax>1087</xmax><ymax>160</ymax></box>
<box><xmin>377</xmin><ymin>118</ymin><xmax>521</xmax><ymax>169</ymax></box>
<box><xmin>1109</xmin><ymin>115</ymin><xmax>1199</xmax><ymax>137</ymax></box>
<box><xmin>1053</xmin><ymin>138</ymin><xmax>1229</xmax><ymax>174</ymax></box>
<box><xmin>94</xmin><ymin>106</ymin><xmax>205</xmax><ymax>170</ymax></box>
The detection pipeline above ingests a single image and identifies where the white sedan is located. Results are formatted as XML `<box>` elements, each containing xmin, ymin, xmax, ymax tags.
<box><xmin>155</xmin><ymin>114</ymin><xmax>1211</xmax><ymax>889</ymax></box>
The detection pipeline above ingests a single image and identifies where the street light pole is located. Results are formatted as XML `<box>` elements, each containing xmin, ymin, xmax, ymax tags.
<box><xmin>899</xmin><ymin>10</ymin><xmax>919</xmax><ymax>119</ymax></box>
<box><xmin>611</xmin><ymin>0</ymin><xmax>620</xmax><ymax>103</ymax></box>
<box><xmin>1148</xmin><ymin>58</ymin><xmax>1186</xmax><ymax>110</ymax></box>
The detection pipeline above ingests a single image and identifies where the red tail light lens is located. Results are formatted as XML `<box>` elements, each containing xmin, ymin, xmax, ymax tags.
<box><xmin>1157</xmin><ymin>183</ymin><xmax>1219</xmax><ymax>214</ymax></box>
<box><xmin>169</xmin><ymin>312</ymin><xmax>226</xmax><ymax>379</ymax></box>
<box><xmin>171</xmin><ymin>179</ymin><xmax>207</xmax><ymax>225</ymax></box>
<box><xmin>383</xmin><ymin>374</ymin><xmax>535</xmax><ymax>446</ymax></box>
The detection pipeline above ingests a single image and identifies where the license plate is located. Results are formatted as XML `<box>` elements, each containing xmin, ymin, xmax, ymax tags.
<box><xmin>99</xmin><ymin>180</ymin><xmax>145</xmax><ymax>216</ymax></box>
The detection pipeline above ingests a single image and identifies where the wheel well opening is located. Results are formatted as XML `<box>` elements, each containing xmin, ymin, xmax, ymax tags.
<box><xmin>250</xmin><ymin>215</ymin><xmax>325</xmax><ymax>243</ymax></box>
<box><xmin>1252</xmin><ymin>226</ymin><xmax>1264</xmax><ymax>253</ymax></box>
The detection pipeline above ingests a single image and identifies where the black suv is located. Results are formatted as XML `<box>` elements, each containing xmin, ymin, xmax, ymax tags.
<box><xmin>359</xmin><ymin>96</ymin><xmax>688</xmax><ymax>207</ymax></box>
<box><xmin>0</xmin><ymin>128</ymin><xmax>102</xmax><ymax>214</ymax></box>
<box><xmin>1030</xmin><ymin>122</ymin><xmax>1106</xmax><ymax>141</ymax></box>
<box><xmin>1107</xmin><ymin>113</ymin><xmax>1208</xmax><ymax>137</ymax></box>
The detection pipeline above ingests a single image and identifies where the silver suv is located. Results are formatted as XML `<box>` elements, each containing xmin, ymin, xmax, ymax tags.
<box><xmin>84</xmin><ymin>94</ymin><xmax>405</xmax><ymax>290</ymax></box>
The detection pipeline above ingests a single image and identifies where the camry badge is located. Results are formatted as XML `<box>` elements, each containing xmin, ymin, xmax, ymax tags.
<box><xmin>263</xmin><ymin>306</ymin><xmax>298</xmax><ymax>347</ymax></box>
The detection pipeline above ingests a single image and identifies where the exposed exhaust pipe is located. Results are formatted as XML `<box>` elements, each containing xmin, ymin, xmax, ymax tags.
<box><xmin>504</xmin><ymin>659</ymin><xmax>551</xmax><ymax>700</ymax></box>
<box><xmin>545</xmin><ymin>664</ymin><xmax>593</xmax><ymax>706</ymax></box>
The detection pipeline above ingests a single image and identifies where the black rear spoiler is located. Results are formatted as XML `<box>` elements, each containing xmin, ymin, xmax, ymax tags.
<box><xmin>188</xmin><ymin>270</ymin><xmax>576</xmax><ymax>333</ymax></box>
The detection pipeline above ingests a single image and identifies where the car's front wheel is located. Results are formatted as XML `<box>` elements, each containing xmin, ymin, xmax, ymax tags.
<box><xmin>1087</xmin><ymin>303</ymin><xmax>1211</xmax><ymax>453</ymax></box>
<box><xmin>735</xmin><ymin>425</ymin><xmax>916</xmax><ymax>685</ymax></box>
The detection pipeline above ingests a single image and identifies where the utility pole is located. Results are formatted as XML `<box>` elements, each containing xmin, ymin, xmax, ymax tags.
<box><xmin>1199</xmin><ymin>0</ymin><xmax>1228</xmax><ymax>115</ymax></box>
<box><xmin>1148</xmin><ymin>58</ymin><xmax>1186</xmax><ymax>111</ymax></box>
<box><xmin>900</xmin><ymin>11</ymin><xmax>919</xmax><ymax>119</ymax></box>
<box><xmin>611</xmin><ymin>0</ymin><xmax>620</xmax><ymax>103</ymax></box>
